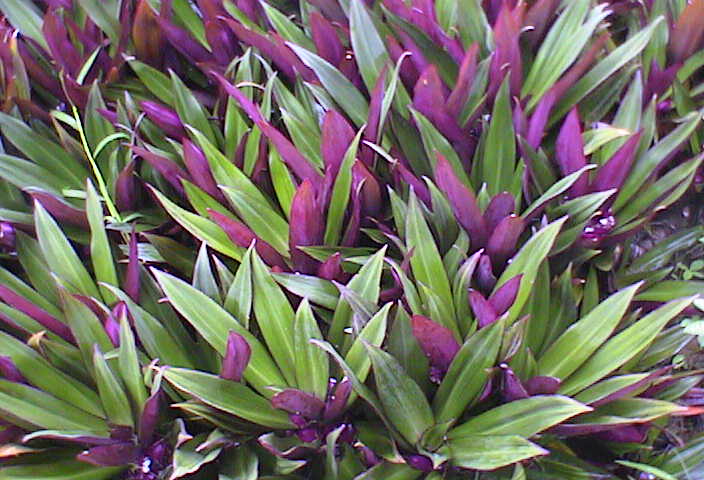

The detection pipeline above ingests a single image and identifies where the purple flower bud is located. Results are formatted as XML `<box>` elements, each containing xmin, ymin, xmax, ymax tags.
<box><xmin>0</xmin><ymin>222</ymin><xmax>15</xmax><ymax>251</ymax></box>
<box><xmin>271</xmin><ymin>389</ymin><xmax>326</xmax><ymax>420</ymax></box>
<box><xmin>138</xmin><ymin>391</ymin><xmax>162</xmax><ymax>446</ymax></box>
<box><xmin>220</xmin><ymin>331</ymin><xmax>251</xmax><ymax>383</ymax></box>
<box><xmin>296</xmin><ymin>427</ymin><xmax>318</xmax><ymax>443</ymax></box>
<box><xmin>289</xmin><ymin>180</ymin><xmax>323</xmax><ymax>274</ymax></box>
<box><xmin>289</xmin><ymin>414</ymin><xmax>308</xmax><ymax>429</ymax></box>
<box><xmin>580</xmin><ymin>211</ymin><xmax>616</xmax><ymax>247</ymax></box>
<box><xmin>323</xmin><ymin>378</ymin><xmax>352</xmax><ymax>421</ymax></box>
<box><xmin>140</xmin><ymin>101</ymin><xmax>186</xmax><ymax>139</ymax></box>
<box><xmin>476</xmin><ymin>254</ymin><xmax>497</xmax><ymax>293</ymax></box>
<box><xmin>525</xmin><ymin>376</ymin><xmax>561</xmax><ymax>396</ymax></box>
<box><xmin>556</xmin><ymin>108</ymin><xmax>589</xmax><ymax>198</ymax></box>
<box><xmin>500</xmin><ymin>364</ymin><xmax>529</xmax><ymax>402</ymax></box>
<box><xmin>404</xmin><ymin>454</ymin><xmax>434</xmax><ymax>472</ymax></box>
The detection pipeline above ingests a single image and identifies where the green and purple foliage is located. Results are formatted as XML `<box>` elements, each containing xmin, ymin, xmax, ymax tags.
<box><xmin>0</xmin><ymin>0</ymin><xmax>702</xmax><ymax>479</ymax></box>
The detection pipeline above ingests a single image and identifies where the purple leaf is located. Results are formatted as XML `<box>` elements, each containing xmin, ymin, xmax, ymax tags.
<box><xmin>523</xmin><ymin>0</ymin><xmax>561</xmax><ymax>46</ymax></box>
<box><xmin>208</xmin><ymin>209</ymin><xmax>288</xmax><ymax>270</ymax></box>
<box><xmin>483</xmin><ymin>192</ymin><xmax>516</xmax><ymax>231</ymax></box>
<box><xmin>132</xmin><ymin>145</ymin><xmax>190</xmax><ymax>195</ymax></box>
<box><xmin>392</xmin><ymin>161</ymin><xmax>431</xmax><ymax>207</ymax></box>
<box><xmin>220</xmin><ymin>331</ymin><xmax>251</xmax><ymax>383</ymax></box>
<box><xmin>404</xmin><ymin>454</ymin><xmax>434</xmax><ymax>472</ymax></box>
<box><xmin>0</xmin><ymin>356</ymin><xmax>26</xmax><ymax>383</ymax></box>
<box><xmin>525</xmin><ymin>90</ymin><xmax>556</xmax><ymax>150</ymax></box>
<box><xmin>486</xmin><ymin>214</ymin><xmax>524</xmax><ymax>268</ymax></box>
<box><xmin>323</xmin><ymin>378</ymin><xmax>352</xmax><ymax>421</ymax></box>
<box><xmin>469</xmin><ymin>290</ymin><xmax>499</xmax><ymax>328</ymax></box>
<box><xmin>434</xmin><ymin>153</ymin><xmax>488</xmax><ymax>249</ymax></box>
<box><xmin>386</xmin><ymin>34</ymin><xmax>419</xmax><ymax>88</ymax></box>
<box><xmin>555</xmin><ymin>108</ymin><xmax>589</xmax><ymax>197</ymax></box>
<box><xmin>133</xmin><ymin>0</ymin><xmax>164</xmax><ymax>66</ymax></box>
<box><xmin>489</xmin><ymin>274</ymin><xmax>522</xmax><ymax>315</ymax></box>
<box><xmin>320</xmin><ymin>110</ymin><xmax>356</xmax><ymax>210</ymax></box>
<box><xmin>182</xmin><ymin>138</ymin><xmax>224</xmax><ymax>202</ymax></box>
<box><xmin>116</xmin><ymin>160</ymin><xmax>137</xmax><ymax>212</ymax></box>
<box><xmin>352</xmin><ymin>161</ymin><xmax>382</xmax><ymax>219</ymax></box>
<box><xmin>26</xmin><ymin>189</ymin><xmax>88</xmax><ymax>228</ymax></box>
<box><xmin>645</xmin><ymin>61</ymin><xmax>681</xmax><ymax>100</ymax></box>
<box><xmin>411</xmin><ymin>314</ymin><xmax>460</xmax><ymax>372</ymax></box>
<box><xmin>138</xmin><ymin>390</ymin><xmax>162</xmax><ymax>446</ymax></box>
<box><xmin>140</xmin><ymin>101</ymin><xmax>187</xmax><ymax>139</ymax></box>
<box><xmin>205</xmin><ymin>19</ymin><xmax>239</xmax><ymax>67</ymax></box>
<box><xmin>157</xmin><ymin>1</ymin><xmax>210</xmax><ymax>64</ymax></box>
<box><xmin>489</xmin><ymin>3</ymin><xmax>525</xmax><ymax>97</ymax></box>
<box><xmin>103</xmin><ymin>306</ymin><xmax>121</xmax><ymax>348</ymax></box>
<box><xmin>271</xmin><ymin>389</ymin><xmax>325</xmax><ymax>419</ymax></box>
<box><xmin>310</xmin><ymin>12</ymin><xmax>343</xmax><ymax>66</ymax></box>
<box><xmin>0</xmin><ymin>286</ymin><xmax>74</xmax><ymax>343</ymax></box>
<box><xmin>77</xmin><ymin>442</ymin><xmax>140</xmax><ymax>467</ymax></box>
<box><xmin>669</xmin><ymin>0</ymin><xmax>704</xmax><ymax>63</ymax></box>
<box><xmin>398</xmin><ymin>31</ymin><xmax>429</xmax><ymax>82</ymax></box>
<box><xmin>446</xmin><ymin>43</ymin><xmax>479</xmax><ymax>119</ymax></box>
<box><xmin>213</xmin><ymin>72</ymin><xmax>322</xmax><ymax>187</ymax></box>
<box><xmin>125</xmin><ymin>229</ymin><xmax>140</xmax><ymax>303</ymax></box>
<box><xmin>525</xmin><ymin>376</ymin><xmax>561</xmax><ymax>395</ymax></box>
<box><xmin>289</xmin><ymin>180</ymin><xmax>323</xmax><ymax>274</ymax></box>
<box><xmin>342</xmin><ymin>186</ymin><xmax>363</xmax><ymax>248</ymax></box>
<box><xmin>591</xmin><ymin>132</ymin><xmax>642</xmax><ymax>194</ymax></box>
<box><xmin>500</xmin><ymin>364</ymin><xmax>529</xmax><ymax>402</ymax></box>
<box><xmin>42</xmin><ymin>12</ymin><xmax>82</xmax><ymax>76</ymax></box>
<box><xmin>594</xmin><ymin>424</ymin><xmax>650</xmax><ymax>443</ymax></box>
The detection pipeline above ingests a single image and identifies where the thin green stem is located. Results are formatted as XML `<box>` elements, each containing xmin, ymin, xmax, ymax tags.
<box><xmin>71</xmin><ymin>105</ymin><xmax>122</xmax><ymax>223</ymax></box>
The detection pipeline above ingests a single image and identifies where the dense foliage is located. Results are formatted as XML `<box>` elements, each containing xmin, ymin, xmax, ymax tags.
<box><xmin>0</xmin><ymin>0</ymin><xmax>703</xmax><ymax>478</ymax></box>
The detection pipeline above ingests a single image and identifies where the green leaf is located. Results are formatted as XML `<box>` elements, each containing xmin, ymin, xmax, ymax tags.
<box><xmin>164</xmin><ymin>368</ymin><xmax>293</xmax><ymax>429</ymax></box>
<box><xmin>406</xmin><ymin>193</ymin><xmax>458</xmax><ymax>337</ymax></box>
<box><xmin>616</xmin><ymin>112</ymin><xmax>702</xmax><ymax>209</ymax></box>
<box><xmin>349</xmin><ymin>0</ymin><xmax>390</xmax><ymax>93</ymax></box>
<box><xmin>118</xmin><ymin>317</ymin><xmax>147</xmax><ymax>414</ymax></box>
<box><xmin>494</xmin><ymin>217</ymin><xmax>567</xmax><ymax>322</ymax></box>
<box><xmin>0</xmin><ymin>0</ymin><xmax>48</xmax><ymax>50</ymax></box>
<box><xmin>325</xmin><ymin>128</ymin><xmax>364</xmax><ymax>245</ymax></box>
<box><xmin>251</xmin><ymin>252</ymin><xmax>296</xmax><ymax>384</ymax></box>
<box><xmin>0</xmin><ymin>379</ymin><xmax>107</xmax><ymax>433</ymax></box>
<box><xmin>433</xmin><ymin>319</ymin><xmax>504</xmax><ymax>423</ymax></box>
<box><xmin>559</xmin><ymin>296</ymin><xmax>694</xmax><ymax>395</ymax></box>
<box><xmin>329</xmin><ymin>247</ymin><xmax>387</xmax><ymax>348</ymax></box>
<box><xmin>224</xmin><ymin>246</ymin><xmax>253</xmax><ymax>325</ymax></box>
<box><xmin>574</xmin><ymin>373</ymin><xmax>651</xmax><ymax>405</ymax></box>
<box><xmin>0</xmin><ymin>113</ymin><xmax>88</xmax><ymax>188</ymax></box>
<box><xmin>443</xmin><ymin>435</ymin><xmax>547</xmax><ymax>471</ymax></box>
<box><xmin>288</xmin><ymin>44</ymin><xmax>368</xmax><ymax>126</ymax></box>
<box><xmin>483</xmin><ymin>78</ymin><xmax>516</xmax><ymax>196</ymax></box>
<box><xmin>537</xmin><ymin>283</ymin><xmax>641</xmax><ymax>379</ymax></box>
<box><xmin>615</xmin><ymin>461</ymin><xmax>678</xmax><ymax>480</ymax></box>
<box><xmin>0</xmin><ymin>459</ymin><xmax>121</xmax><ymax>480</ymax></box>
<box><xmin>269</xmin><ymin>149</ymin><xmax>296</xmax><ymax>218</ymax></box>
<box><xmin>151</xmin><ymin>187</ymin><xmax>244</xmax><ymax>260</ymax></box>
<box><xmin>273</xmin><ymin>273</ymin><xmax>339</xmax><ymax>310</ymax></box>
<box><xmin>153</xmin><ymin>269</ymin><xmax>286</xmax><ymax>395</ymax></box>
<box><xmin>411</xmin><ymin>109</ymin><xmax>469</xmax><ymax>184</ymax></box>
<box><xmin>77</xmin><ymin>0</ymin><xmax>120</xmax><ymax>45</ymax></box>
<box><xmin>221</xmin><ymin>186</ymin><xmax>290</xmax><ymax>256</ymax></box>
<box><xmin>551</xmin><ymin>17</ymin><xmax>666</xmax><ymax>122</ymax></box>
<box><xmin>61</xmin><ymin>291</ymin><xmax>114</xmax><ymax>368</ymax></box>
<box><xmin>522</xmin><ymin>166</ymin><xmax>597</xmax><ymax>219</ymax></box>
<box><xmin>366</xmin><ymin>344</ymin><xmax>434</xmax><ymax>445</ymax></box>
<box><xmin>449</xmin><ymin>395</ymin><xmax>592</xmax><ymax>439</ymax></box>
<box><xmin>261</xmin><ymin>3</ymin><xmax>314</xmax><ymax>50</ymax></box>
<box><xmin>171</xmin><ymin>72</ymin><xmax>217</xmax><ymax>146</ymax></box>
<box><xmin>345</xmin><ymin>303</ymin><xmax>392</xmax><ymax>386</ymax></box>
<box><xmin>0</xmin><ymin>331</ymin><xmax>103</xmax><ymax>418</ymax></box>
<box><xmin>294</xmin><ymin>299</ymin><xmax>329</xmax><ymax>400</ymax></box>
<box><xmin>34</xmin><ymin>202</ymin><xmax>100</xmax><ymax>298</ymax></box>
<box><xmin>128</xmin><ymin>59</ymin><xmax>174</xmax><ymax>104</ymax></box>
<box><xmin>92</xmin><ymin>346</ymin><xmax>133</xmax><ymax>427</ymax></box>
<box><xmin>86</xmin><ymin>181</ymin><xmax>117</xmax><ymax>303</ymax></box>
